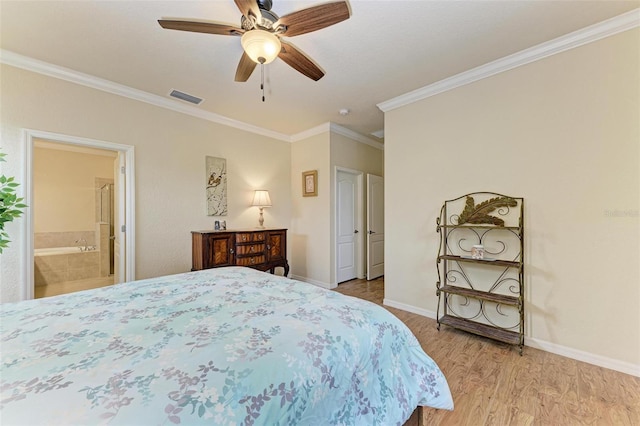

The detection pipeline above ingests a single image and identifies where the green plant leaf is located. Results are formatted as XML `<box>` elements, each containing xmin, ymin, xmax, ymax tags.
<box><xmin>0</xmin><ymin>149</ymin><xmax>28</xmax><ymax>251</ymax></box>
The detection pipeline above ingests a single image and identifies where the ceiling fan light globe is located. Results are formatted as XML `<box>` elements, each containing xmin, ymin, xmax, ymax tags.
<box><xmin>241</xmin><ymin>30</ymin><xmax>281</xmax><ymax>64</ymax></box>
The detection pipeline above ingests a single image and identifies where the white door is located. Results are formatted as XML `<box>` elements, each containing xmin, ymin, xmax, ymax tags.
<box><xmin>367</xmin><ymin>174</ymin><xmax>384</xmax><ymax>280</ymax></box>
<box><xmin>337</xmin><ymin>170</ymin><xmax>358</xmax><ymax>283</ymax></box>
<box><xmin>113</xmin><ymin>153</ymin><xmax>125</xmax><ymax>283</ymax></box>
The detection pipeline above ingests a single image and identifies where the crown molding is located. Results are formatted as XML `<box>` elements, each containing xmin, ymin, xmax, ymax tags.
<box><xmin>329</xmin><ymin>123</ymin><xmax>384</xmax><ymax>150</ymax></box>
<box><xmin>0</xmin><ymin>49</ymin><xmax>291</xmax><ymax>142</ymax></box>
<box><xmin>290</xmin><ymin>122</ymin><xmax>332</xmax><ymax>142</ymax></box>
<box><xmin>0</xmin><ymin>50</ymin><xmax>382</xmax><ymax>145</ymax></box>
<box><xmin>290</xmin><ymin>122</ymin><xmax>384</xmax><ymax>150</ymax></box>
<box><xmin>378</xmin><ymin>8</ymin><xmax>640</xmax><ymax>112</ymax></box>
<box><xmin>370</xmin><ymin>129</ymin><xmax>384</xmax><ymax>139</ymax></box>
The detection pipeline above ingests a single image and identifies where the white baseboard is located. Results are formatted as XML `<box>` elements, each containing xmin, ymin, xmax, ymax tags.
<box><xmin>526</xmin><ymin>337</ymin><xmax>640</xmax><ymax>378</ymax></box>
<box><xmin>290</xmin><ymin>274</ymin><xmax>331</xmax><ymax>290</ymax></box>
<box><xmin>383</xmin><ymin>298</ymin><xmax>640</xmax><ymax>378</ymax></box>
<box><xmin>383</xmin><ymin>298</ymin><xmax>437</xmax><ymax>320</ymax></box>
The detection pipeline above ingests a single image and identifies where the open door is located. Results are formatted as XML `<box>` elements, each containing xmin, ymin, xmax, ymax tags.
<box><xmin>367</xmin><ymin>174</ymin><xmax>384</xmax><ymax>280</ymax></box>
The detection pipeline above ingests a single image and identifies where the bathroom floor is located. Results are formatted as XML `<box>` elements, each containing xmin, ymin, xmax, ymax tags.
<box><xmin>35</xmin><ymin>276</ymin><xmax>115</xmax><ymax>299</ymax></box>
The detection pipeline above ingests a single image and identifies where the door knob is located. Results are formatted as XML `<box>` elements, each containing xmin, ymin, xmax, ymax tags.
<box><xmin>354</xmin><ymin>230</ymin><xmax>359</xmax><ymax>234</ymax></box>
<box><xmin>368</xmin><ymin>230</ymin><xmax>375</xmax><ymax>234</ymax></box>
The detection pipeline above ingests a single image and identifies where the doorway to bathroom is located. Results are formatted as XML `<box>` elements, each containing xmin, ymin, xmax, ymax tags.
<box><xmin>33</xmin><ymin>141</ymin><xmax>116</xmax><ymax>298</ymax></box>
<box><xmin>23</xmin><ymin>129</ymin><xmax>135</xmax><ymax>300</ymax></box>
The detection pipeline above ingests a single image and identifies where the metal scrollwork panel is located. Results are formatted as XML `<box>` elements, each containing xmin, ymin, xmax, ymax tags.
<box><xmin>445</xmin><ymin>295</ymin><xmax>520</xmax><ymax>331</ymax></box>
<box><xmin>445</xmin><ymin>227</ymin><xmax>521</xmax><ymax>261</ymax></box>
<box><xmin>444</xmin><ymin>261</ymin><xmax>520</xmax><ymax>295</ymax></box>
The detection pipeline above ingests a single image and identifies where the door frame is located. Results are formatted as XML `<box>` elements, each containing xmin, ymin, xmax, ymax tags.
<box><xmin>333</xmin><ymin>166</ymin><xmax>364</xmax><ymax>286</ymax></box>
<box><xmin>22</xmin><ymin>129</ymin><xmax>136</xmax><ymax>300</ymax></box>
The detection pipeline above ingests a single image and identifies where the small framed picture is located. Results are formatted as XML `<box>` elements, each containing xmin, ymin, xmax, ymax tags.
<box><xmin>302</xmin><ymin>170</ymin><xmax>318</xmax><ymax>197</ymax></box>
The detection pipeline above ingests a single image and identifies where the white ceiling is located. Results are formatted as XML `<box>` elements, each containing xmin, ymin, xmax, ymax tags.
<box><xmin>1</xmin><ymin>1</ymin><xmax>637</xmax><ymax>142</ymax></box>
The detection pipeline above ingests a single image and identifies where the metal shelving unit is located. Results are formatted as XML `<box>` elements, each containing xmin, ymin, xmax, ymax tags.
<box><xmin>435</xmin><ymin>192</ymin><xmax>525</xmax><ymax>354</ymax></box>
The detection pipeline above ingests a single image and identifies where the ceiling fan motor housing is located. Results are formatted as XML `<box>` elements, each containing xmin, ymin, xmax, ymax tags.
<box><xmin>242</xmin><ymin>9</ymin><xmax>280</xmax><ymax>31</ymax></box>
<box><xmin>257</xmin><ymin>0</ymin><xmax>273</xmax><ymax>11</ymax></box>
<box><xmin>258</xmin><ymin>10</ymin><xmax>279</xmax><ymax>30</ymax></box>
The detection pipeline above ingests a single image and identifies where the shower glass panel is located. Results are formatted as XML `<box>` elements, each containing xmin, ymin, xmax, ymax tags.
<box><xmin>99</xmin><ymin>183</ymin><xmax>115</xmax><ymax>275</ymax></box>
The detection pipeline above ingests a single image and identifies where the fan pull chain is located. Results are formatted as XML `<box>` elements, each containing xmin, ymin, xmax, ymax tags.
<box><xmin>260</xmin><ymin>63</ymin><xmax>265</xmax><ymax>102</ymax></box>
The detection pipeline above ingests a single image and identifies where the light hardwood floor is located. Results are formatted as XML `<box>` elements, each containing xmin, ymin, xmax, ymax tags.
<box><xmin>333</xmin><ymin>277</ymin><xmax>640</xmax><ymax>426</ymax></box>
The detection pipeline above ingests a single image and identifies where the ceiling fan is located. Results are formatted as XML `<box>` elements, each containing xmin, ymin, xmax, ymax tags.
<box><xmin>158</xmin><ymin>0</ymin><xmax>351</xmax><ymax>83</ymax></box>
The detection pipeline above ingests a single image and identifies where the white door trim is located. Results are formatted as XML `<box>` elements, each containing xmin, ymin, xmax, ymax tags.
<box><xmin>22</xmin><ymin>129</ymin><xmax>136</xmax><ymax>300</ymax></box>
<box><xmin>334</xmin><ymin>166</ymin><xmax>364</xmax><ymax>286</ymax></box>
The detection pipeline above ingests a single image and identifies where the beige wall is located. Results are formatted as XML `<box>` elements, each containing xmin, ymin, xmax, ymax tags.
<box><xmin>33</xmin><ymin>146</ymin><xmax>115</xmax><ymax>233</ymax></box>
<box><xmin>384</xmin><ymin>29</ymin><xmax>639</xmax><ymax>369</ymax></box>
<box><xmin>0</xmin><ymin>64</ymin><xmax>291</xmax><ymax>302</ymax></box>
<box><xmin>290</xmin><ymin>132</ymin><xmax>331</xmax><ymax>286</ymax></box>
<box><xmin>330</xmin><ymin>134</ymin><xmax>384</xmax><ymax>176</ymax></box>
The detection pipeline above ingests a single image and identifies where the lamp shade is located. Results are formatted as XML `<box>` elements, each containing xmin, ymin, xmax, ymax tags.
<box><xmin>251</xmin><ymin>190</ymin><xmax>272</xmax><ymax>207</ymax></box>
<box><xmin>241</xmin><ymin>30</ymin><xmax>281</xmax><ymax>64</ymax></box>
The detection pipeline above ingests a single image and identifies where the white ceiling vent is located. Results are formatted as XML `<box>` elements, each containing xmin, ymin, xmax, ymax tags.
<box><xmin>169</xmin><ymin>89</ymin><xmax>203</xmax><ymax>105</ymax></box>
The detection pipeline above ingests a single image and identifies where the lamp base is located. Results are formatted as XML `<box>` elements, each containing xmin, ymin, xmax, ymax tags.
<box><xmin>258</xmin><ymin>207</ymin><xmax>265</xmax><ymax>228</ymax></box>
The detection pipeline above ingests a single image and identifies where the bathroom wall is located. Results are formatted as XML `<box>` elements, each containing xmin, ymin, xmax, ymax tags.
<box><xmin>33</xmin><ymin>142</ymin><xmax>117</xmax><ymax>247</ymax></box>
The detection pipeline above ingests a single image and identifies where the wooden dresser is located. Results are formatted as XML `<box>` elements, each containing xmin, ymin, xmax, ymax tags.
<box><xmin>191</xmin><ymin>229</ymin><xmax>289</xmax><ymax>276</ymax></box>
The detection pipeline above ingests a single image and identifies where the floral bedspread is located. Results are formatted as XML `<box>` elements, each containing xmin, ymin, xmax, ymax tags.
<box><xmin>1</xmin><ymin>267</ymin><xmax>452</xmax><ymax>425</ymax></box>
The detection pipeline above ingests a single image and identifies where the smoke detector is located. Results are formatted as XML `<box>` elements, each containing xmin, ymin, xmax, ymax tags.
<box><xmin>339</xmin><ymin>108</ymin><xmax>350</xmax><ymax>116</ymax></box>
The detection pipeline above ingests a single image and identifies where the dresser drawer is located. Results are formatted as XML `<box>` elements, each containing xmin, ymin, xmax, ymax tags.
<box><xmin>236</xmin><ymin>255</ymin><xmax>265</xmax><ymax>267</ymax></box>
<box><xmin>236</xmin><ymin>232</ymin><xmax>266</xmax><ymax>243</ymax></box>
<box><xmin>235</xmin><ymin>243</ymin><xmax>265</xmax><ymax>256</ymax></box>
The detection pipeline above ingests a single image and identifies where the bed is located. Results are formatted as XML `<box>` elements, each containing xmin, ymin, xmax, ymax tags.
<box><xmin>1</xmin><ymin>267</ymin><xmax>452</xmax><ymax>425</ymax></box>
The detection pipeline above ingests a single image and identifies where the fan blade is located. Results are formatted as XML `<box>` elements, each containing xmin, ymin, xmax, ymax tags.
<box><xmin>278</xmin><ymin>1</ymin><xmax>350</xmax><ymax>37</ymax></box>
<box><xmin>234</xmin><ymin>0</ymin><xmax>260</xmax><ymax>19</ymax></box>
<box><xmin>278</xmin><ymin>41</ymin><xmax>324</xmax><ymax>81</ymax></box>
<box><xmin>158</xmin><ymin>20</ymin><xmax>244</xmax><ymax>36</ymax></box>
<box><xmin>235</xmin><ymin>52</ymin><xmax>257</xmax><ymax>82</ymax></box>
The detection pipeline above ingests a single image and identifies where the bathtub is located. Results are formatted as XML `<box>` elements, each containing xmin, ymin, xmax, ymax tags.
<box><xmin>34</xmin><ymin>246</ymin><xmax>85</xmax><ymax>256</ymax></box>
<box><xmin>34</xmin><ymin>247</ymin><xmax>101</xmax><ymax>286</ymax></box>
